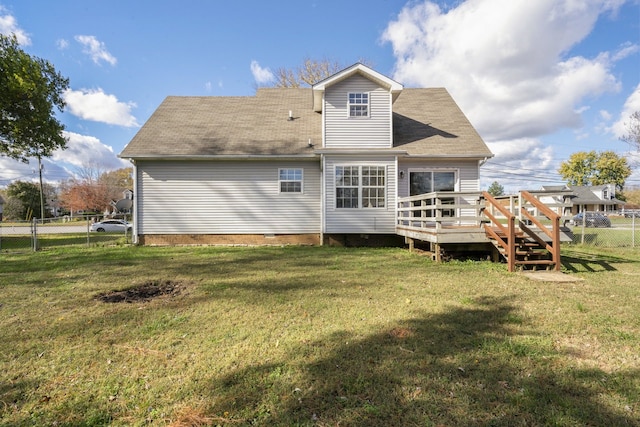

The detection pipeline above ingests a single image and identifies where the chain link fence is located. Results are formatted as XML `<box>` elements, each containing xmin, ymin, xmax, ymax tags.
<box><xmin>0</xmin><ymin>215</ymin><xmax>132</xmax><ymax>253</ymax></box>
<box><xmin>568</xmin><ymin>211</ymin><xmax>639</xmax><ymax>248</ymax></box>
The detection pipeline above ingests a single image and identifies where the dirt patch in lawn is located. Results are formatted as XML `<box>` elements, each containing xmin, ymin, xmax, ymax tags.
<box><xmin>95</xmin><ymin>280</ymin><xmax>185</xmax><ymax>303</ymax></box>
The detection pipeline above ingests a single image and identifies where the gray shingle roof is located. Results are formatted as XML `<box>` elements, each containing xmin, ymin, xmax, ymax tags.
<box><xmin>392</xmin><ymin>88</ymin><xmax>491</xmax><ymax>157</ymax></box>
<box><xmin>569</xmin><ymin>185</ymin><xmax>622</xmax><ymax>206</ymax></box>
<box><xmin>120</xmin><ymin>87</ymin><xmax>492</xmax><ymax>159</ymax></box>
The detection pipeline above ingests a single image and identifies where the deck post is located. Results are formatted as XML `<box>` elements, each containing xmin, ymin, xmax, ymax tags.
<box><xmin>433</xmin><ymin>242</ymin><xmax>442</xmax><ymax>262</ymax></box>
<box><xmin>407</xmin><ymin>237</ymin><xmax>414</xmax><ymax>253</ymax></box>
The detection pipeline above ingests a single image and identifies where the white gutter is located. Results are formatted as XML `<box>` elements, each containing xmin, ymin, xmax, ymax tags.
<box><xmin>119</xmin><ymin>154</ymin><xmax>320</xmax><ymax>161</ymax></box>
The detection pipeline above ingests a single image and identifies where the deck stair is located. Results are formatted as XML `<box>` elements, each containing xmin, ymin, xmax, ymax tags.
<box><xmin>396</xmin><ymin>190</ymin><xmax>568</xmax><ymax>272</ymax></box>
<box><xmin>482</xmin><ymin>191</ymin><xmax>562</xmax><ymax>272</ymax></box>
<box><xmin>485</xmin><ymin>226</ymin><xmax>555</xmax><ymax>270</ymax></box>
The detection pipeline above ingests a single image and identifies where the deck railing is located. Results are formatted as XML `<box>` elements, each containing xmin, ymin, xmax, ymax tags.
<box><xmin>396</xmin><ymin>191</ymin><xmax>485</xmax><ymax>232</ymax></box>
<box><xmin>397</xmin><ymin>190</ymin><xmax>564</xmax><ymax>271</ymax></box>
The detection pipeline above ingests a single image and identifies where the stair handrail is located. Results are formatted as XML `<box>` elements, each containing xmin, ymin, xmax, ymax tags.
<box><xmin>482</xmin><ymin>191</ymin><xmax>516</xmax><ymax>272</ymax></box>
<box><xmin>519</xmin><ymin>191</ymin><xmax>561</xmax><ymax>271</ymax></box>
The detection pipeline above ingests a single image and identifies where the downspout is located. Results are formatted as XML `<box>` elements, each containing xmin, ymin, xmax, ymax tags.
<box><xmin>320</xmin><ymin>153</ymin><xmax>325</xmax><ymax>245</ymax></box>
<box><xmin>130</xmin><ymin>160</ymin><xmax>139</xmax><ymax>244</ymax></box>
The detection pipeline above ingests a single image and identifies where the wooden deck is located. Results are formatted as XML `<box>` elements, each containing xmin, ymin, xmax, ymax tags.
<box><xmin>396</xmin><ymin>191</ymin><xmax>573</xmax><ymax>271</ymax></box>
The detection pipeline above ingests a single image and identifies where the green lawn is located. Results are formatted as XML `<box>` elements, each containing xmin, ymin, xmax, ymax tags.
<box><xmin>1</xmin><ymin>245</ymin><xmax>638</xmax><ymax>426</ymax></box>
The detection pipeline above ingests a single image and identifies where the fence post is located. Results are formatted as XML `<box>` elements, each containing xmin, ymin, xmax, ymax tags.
<box><xmin>633</xmin><ymin>215</ymin><xmax>636</xmax><ymax>248</ymax></box>
<box><xmin>86</xmin><ymin>218</ymin><xmax>90</xmax><ymax>247</ymax></box>
<box><xmin>32</xmin><ymin>217</ymin><xmax>39</xmax><ymax>251</ymax></box>
<box><xmin>580</xmin><ymin>212</ymin><xmax>585</xmax><ymax>245</ymax></box>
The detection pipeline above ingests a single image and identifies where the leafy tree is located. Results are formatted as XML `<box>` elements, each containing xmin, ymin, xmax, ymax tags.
<box><xmin>59</xmin><ymin>167</ymin><xmax>133</xmax><ymax>214</ymax></box>
<box><xmin>4</xmin><ymin>180</ymin><xmax>41</xmax><ymax>220</ymax></box>
<box><xmin>0</xmin><ymin>34</ymin><xmax>69</xmax><ymax>163</ymax></box>
<box><xmin>558</xmin><ymin>150</ymin><xmax>631</xmax><ymax>192</ymax></box>
<box><xmin>100</xmin><ymin>167</ymin><xmax>133</xmax><ymax>196</ymax></box>
<box><xmin>621</xmin><ymin>110</ymin><xmax>640</xmax><ymax>149</ymax></box>
<box><xmin>2</xmin><ymin>197</ymin><xmax>25</xmax><ymax>221</ymax></box>
<box><xmin>59</xmin><ymin>179</ymin><xmax>106</xmax><ymax>213</ymax></box>
<box><xmin>487</xmin><ymin>181</ymin><xmax>505</xmax><ymax>197</ymax></box>
<box><xmin>272</xmin><ymin>57</ymin><xmax>372</xmax><ymax>88</ymax></box>
<box><xmin>623</xmin><ymin>187</ymin><xmax>640</xmax><ymax>207</ymax></box>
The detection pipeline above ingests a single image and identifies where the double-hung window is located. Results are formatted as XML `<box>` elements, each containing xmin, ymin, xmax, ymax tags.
<box><xmin>279</xmin><ymin>168</ymin><xmax>302</xmax><ymax>193</ymax></box>
<box><xmin>348</xmin><ymin>92</ymin><xmax>369</xmax><ymax>117</ymax></box>
<box><xmin>336</xmin><ymin>166</ymin><xmax>385</xmax><ymax>208</ymax></box>
<box><xmin>362</xmin><ymin>166</ymin><xmax>385</xmax><ymax>208</ymax></box>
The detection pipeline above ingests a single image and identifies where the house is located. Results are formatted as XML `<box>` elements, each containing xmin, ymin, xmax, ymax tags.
<box><xmin>120</xmin><ymin>63</ymin><xmax>493</xmax><ymax>246</ymax></box>
<box><xmin>109</xmin><ymin>189</ymin><xmax>134</xmax><ymax>215</ymax></box>
<box><xmin>568</xmin><ymin>184</ymin><xmax>623</xmax><ymax>214</ymax></box>
<box><xmin>536</xmin><ymin>185</ymin><xmax>574</xmax><ymax>219</ymax></box>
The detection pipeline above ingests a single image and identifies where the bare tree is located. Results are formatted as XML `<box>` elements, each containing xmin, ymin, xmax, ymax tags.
<box><xmin>621</xmin><ymin>110</ymin><xmax>640</xmax><ymax>150</ymax></box>
<box><xmin>75</xmin><ymin>161</ymin><xmax>106</xmax><ymax>184</ymax></box>
<box><xmin>272</xmin><ymin>57</ymin><xmax>372</xmax><ymax>88</ymax></box>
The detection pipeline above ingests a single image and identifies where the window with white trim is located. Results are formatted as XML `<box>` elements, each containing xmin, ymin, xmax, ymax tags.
<box><xmin>348</xmin><ymin>92</ymin><xmax>369</xmax><ymax>117</ymax></box>
<box><xmin>409</xmin><ymin>170</ymin><xmax>456</xmax><ymax>217</ymax></box>
<box><xmin>336</xmin><ymin>165</ymin><xmax>386</xmax><ymax>208</ymax></box>
<box><xmin>279</xmin><ymin>168</ymin><xmax>303</xmax><ymax>193</ymax></box>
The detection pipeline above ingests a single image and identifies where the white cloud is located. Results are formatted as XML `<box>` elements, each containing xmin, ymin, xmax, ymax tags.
<box><xmin>0</xmin><ymin>6</ymin><xmax>30</xmax><ymax>45</ymax></box>
<box><xmin>482</xmin><ymin>138</ymin><xmax>560</xmax><ymax>190</ymax></box>
<box><xmin>52</xmin><ymin>131</ymin><xmax>129</xmax><ymax>171</ymax></box>
<box><xmin>0</xmin><ymin>132</ymin><xmax>129</xmax><ymax>185</ymax></box>
<box><xmin>382</xmin><ymin>0</ymin><xmax>625</xmax><ymax>142</ymax></box>
<box><xmin>599</xmin><ymin>110</ymin><xmax>612</xmax><ymax>121</ymax></box>
<box><xmin>250</xmin><ymin>60</ymin><xmax>274</xmax><ymax>84</ymax></box>
<box><xmin>64</xmin><ymin>88</ymin><xmax>139</xmax><ymax>127</ymax></box>
<box><xmin>487</xmin><ymin>138</ymin><xmax>554</xmax><ymax>167</ymax></box>
<box><xmin>612</xmin><ymin>41</ymin><xmax>639</xmax><ymax>61</ymax></box>
<box><xmin>74</xmin><ymin>35</ymin><xmax>117</xmax><ymax>66</ymax></box>
<box><xmin>0</xmin><ymin>157</ymin><xmax>37</xmax><ymax>186</ymax></box>
<box><xmin>56</xmin><ymin>38</ymin><xmax>69</xmax><ymax>50</ymax></box>
<box><xmin>610</xmin><ymin>84</ymin><xmax>640</xmax><ymax>139</ymax></box>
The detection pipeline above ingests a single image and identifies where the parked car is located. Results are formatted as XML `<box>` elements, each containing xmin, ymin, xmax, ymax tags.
<box><xmin>571</xmin><ymin>212</ymin><xmax>611</xmax><ymax>228</ymax></box>
<box><xmin>623</xmin><ymin>210</ymin><xmax>640</xmax><ymax>218</ymax></box>
<box><xmin>90</xmin><ymin>219</ymin><xmax>132</xmax><ymax>232</ymax></box>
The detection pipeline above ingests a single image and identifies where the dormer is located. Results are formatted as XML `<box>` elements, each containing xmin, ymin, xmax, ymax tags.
<box><xmin>312</xmin><ymin>64</ymin><xmax>403</xmax><ymax>149</ymax></box>
<box><xmin>599</xmin><ymin>184</ymin><xmax>615</xmax><ymax>200</ymax></box>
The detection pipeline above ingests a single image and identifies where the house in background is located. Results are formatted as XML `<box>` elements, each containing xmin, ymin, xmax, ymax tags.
<box><xmin>568</xmin><ymin>184</ymin><xmax>623</xmax><ymax>214</ymax></box>
<box><xmin>120</xmin><ymin>63</ymin><xmax>493</xmax><ymax>246</ymax></box>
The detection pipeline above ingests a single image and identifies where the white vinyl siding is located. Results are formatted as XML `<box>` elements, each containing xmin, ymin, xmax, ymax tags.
<box><xmin>324</xmin><ymin>155</ymin><xmax>396</xmax><ymax>233</ymax></box>
<box><xmin>136</xmin><ymin>160</ymin><xmax>321</xmax><ymax>234</ymax></box>
<box><xmin>324</xmin><ymin>75</ymin><xmax>392</xmax><ymax>148</ymax></box>
<box><xmin>397</xmin><ymin>160</ymin><xmax>481</xmax><ymax>198</ymax></box>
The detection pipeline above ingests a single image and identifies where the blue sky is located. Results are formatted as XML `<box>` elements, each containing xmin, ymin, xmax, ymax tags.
<box><xmin>1</xmin><ymin>0</ymin><xmax>639</xmax><ymax>192</ymax></box>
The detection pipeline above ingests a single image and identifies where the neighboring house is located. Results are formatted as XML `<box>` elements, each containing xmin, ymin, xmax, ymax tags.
<box><xmin>120</xmin><ymin>63</ymin><xmax>493</xmax><ymax>245</ymax></box>
<box><xmin>568</xmin><ymin>184</ymin><xmax>623</xmax><ymax>214</ymax></box>
<box><xmin>533</xmin><ymin>185</ymin><xmax>574</xmax><ymax>219</ymax></box>
<box><xmin>109</xmin><ymin>189</ymin><xmax>134</xmax><ymax>215</ymax></box>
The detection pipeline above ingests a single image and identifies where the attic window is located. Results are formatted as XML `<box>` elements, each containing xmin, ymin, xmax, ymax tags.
<box><xmin>348</xmin><ymin>92</ymin><xmax>369</xmax><ymax>117</ymax></box>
